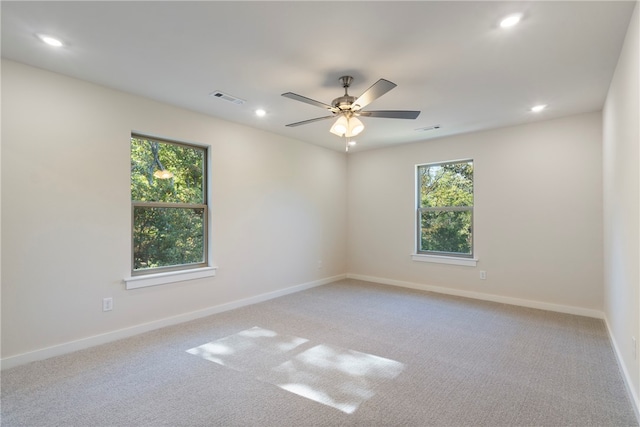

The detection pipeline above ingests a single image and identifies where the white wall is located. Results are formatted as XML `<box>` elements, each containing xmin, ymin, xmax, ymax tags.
<box><xmin>603</xmin><ymin>2</ymin><xmax>640</xmax><ymax>409</ymax></box>
<box><xmin>1</xmin><ymin>60</ymin><xmax>348</xmax><ymax>363</ymax></box>
<box><xmin>347</xmin><ymin>112</ymin><xmax>604</xmax><ymax>314</ymax></box>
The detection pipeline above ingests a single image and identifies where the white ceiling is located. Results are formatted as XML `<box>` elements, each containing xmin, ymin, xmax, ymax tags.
<box><xmin>1</xmin><ymin>1</ymin><xmax>635</xmax><ymax>152</ymax></box>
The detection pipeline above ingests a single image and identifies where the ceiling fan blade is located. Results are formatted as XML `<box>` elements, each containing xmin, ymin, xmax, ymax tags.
<box><xmin>282</xmin><ymin>92</ymin><xmax>334</xmax><ymax>110</ymax></box>
<box><xmin>352</xmin><ymin>79</ymin><xmax>397</xmax><ymax>111</ymax></box>
<box><xmin>358</xmin><ymin>110</ymin><xmax>421</xmax><ymax>119</ymax></box>
<box><xmin>285</xmin><ymin>115</ymin><xmax>336</xmax><ymax>127</ymax></box>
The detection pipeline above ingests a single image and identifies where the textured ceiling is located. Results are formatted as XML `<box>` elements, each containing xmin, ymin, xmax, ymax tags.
<box><xmin>1</xmin><ymin>1</ymin><xmax>635</xmax><ymax>151</ymax></box>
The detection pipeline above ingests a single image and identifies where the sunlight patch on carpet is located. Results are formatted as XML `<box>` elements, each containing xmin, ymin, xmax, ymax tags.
<box><xmin>186</xmin><ymin>327</ymin><xmax>405</xmax><ymax>414</ymax></box>
<box><xmin>186</xmin><ymin>326</ymin><xmax>309</xmax><ymax>372</ymax></box>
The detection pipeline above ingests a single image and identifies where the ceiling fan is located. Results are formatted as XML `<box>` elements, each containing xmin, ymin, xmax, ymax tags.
<box><xmin>282</xmin><ymin>76</ymin><xmax>421</xmax><ymax>139</ymax></box>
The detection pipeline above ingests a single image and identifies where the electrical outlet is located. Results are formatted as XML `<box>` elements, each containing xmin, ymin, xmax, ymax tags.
<box><xmin>479</xmin><ymin>271</ymin><xmax>487</xmax><ymax>280</ymax></box>
<box><xmin>317</xmin><ymin>260</ymin><xmax>323</xmax><ymax>269</ymax></box>
<box><xmin>633</xmin><ymin>337</ymin><xmax>637</xmax><ymax>360</ymax></box>
<box><xmin>102</xmin><ymin>297</ymin><xmax>113</xmax><ymax>312</ymax></box>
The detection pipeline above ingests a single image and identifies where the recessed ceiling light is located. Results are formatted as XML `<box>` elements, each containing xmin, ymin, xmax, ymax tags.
<box><xmin>531</xmin><ymin>104</ymin><xmax>547</xmax><ymax>113</ymax></box>
<box><xmin>500</xmin><ymin>14</ymin><xmax>522</xmax><ymax>28</ymax></box>
<box><xmin>37</xmin><ymin>34</ymin><xmax>64</xmax><ymax>47</ymax></box>
<box><xmin>255</xmin><ymin>109</ymin><xmax>266</xmax><ymax>117</ymax></box>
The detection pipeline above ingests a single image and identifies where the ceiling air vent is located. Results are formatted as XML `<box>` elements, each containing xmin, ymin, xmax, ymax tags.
<box><xmin>416</xmin><ymin>125</ymin><xmax>441</xmax><ymax>132</ymax></box>
<box><xmin>209</xmin><ymin>90</ymin><xmax>246</xmax><ymax>105</ymax></box>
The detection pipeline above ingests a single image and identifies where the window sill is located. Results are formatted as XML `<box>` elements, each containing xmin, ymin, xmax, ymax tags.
<box><xmin>411</xmin><ymin>254</ymin><xmax>478</xmax><ymax>267</ymax></box>
<box><xmin>124</xmin><ymin>266</ymin><xmax>218</xmax><ymax>290</ymax></box>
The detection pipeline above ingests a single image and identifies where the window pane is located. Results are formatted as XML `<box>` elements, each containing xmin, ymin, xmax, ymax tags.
<box><xmin>418</xmin><ymin>162</ymin><xmax>473</xmax><ymax>208</ymax></box>
<box><xmin>133</xmin><ymin>206</ymin><xmax>205</xmax><ymax>271</ymax></box>
<box><xmin>131</xmin><ymin>137</ymin><xmax>204</xmax><ymax>204</ymax></box>
<box><xmin>420</xmin><ymin>210</ymin><xmax>472</xmax><ymax>255</ymax></box>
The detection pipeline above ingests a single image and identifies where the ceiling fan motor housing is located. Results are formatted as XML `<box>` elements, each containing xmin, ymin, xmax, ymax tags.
<box><xmin>332</xmin><ymin>95</ymin><xmax>356</xmax><ymax>111</ymax></box>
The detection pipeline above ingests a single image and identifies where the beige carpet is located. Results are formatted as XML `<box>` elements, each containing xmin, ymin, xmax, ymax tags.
<box><xmin>2</xmin><ymin>279</ymin><xmax>637</xmax><ymax>426</ymax></box>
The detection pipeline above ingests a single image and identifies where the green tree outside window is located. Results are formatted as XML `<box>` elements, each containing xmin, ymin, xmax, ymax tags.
<box><xmin>131</xmin><ymin>135</ymin><xmax>208</xmax><ymax>273</ymax></box>
<box><xmin>417</xmin><ymin>160</ymin><xmax>473</xmax><ymax>256</ymax></box>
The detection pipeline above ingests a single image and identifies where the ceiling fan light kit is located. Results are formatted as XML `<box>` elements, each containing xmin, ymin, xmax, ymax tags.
<box><xmin>282</xmin><ymin>75</ymin><xmax>420</xmax><ymax>148</ymax></box>
<box><xmin>348</xmin><ymin>117</ymin><xmax>364</xmax><ymax>136</ymax></box>
<box><xmin>329</xmin><ymin>115</ymin><xmax>349</xmax><ymax>136</ymax></box>
<box><xmin>329</xmin><ymin>115</ymin><xmax>364</xmax><ymax>137</ymax></box>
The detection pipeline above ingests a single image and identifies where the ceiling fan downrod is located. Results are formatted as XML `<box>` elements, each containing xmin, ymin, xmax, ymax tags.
<box><xmin>333</xmin><ymin>76</ymin><xmax>356</xmax><ymax>111</ymax></box>
<box><xmin>339</xmin><ymin>75</ymin><xmax>353</xmax><ymax>93</ymax></box>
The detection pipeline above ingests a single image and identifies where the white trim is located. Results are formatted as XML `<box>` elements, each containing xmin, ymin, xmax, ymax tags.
<box><xmin>124</xmin><ymin>266</ymin><xmax>218</xmax><ymax>289</ymax></box>
<box><xmin>604</xmin><ymin>316</ymin><xmax>640</xmax><ymax>423</ymax></box>
<box><xmin>346</xmin><ymin>273</ymin><xmax>604</xmax><ymax>319</ymax></box>
<box><xmin>1</xmin><ymin>274</ymin><xmax>346</xmax><ymax>370</ymax></box>
<box><xmin>411</xmin><ymin>253</ymin><xmax>478</xmax><ymax>267</ymax></box>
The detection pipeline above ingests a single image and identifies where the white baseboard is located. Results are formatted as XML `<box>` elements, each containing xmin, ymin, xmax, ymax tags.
<box><xmin>1</xmin><ymin>274</ymin><xmax>346</xmax><ymax>370</ymax></box>
<box><xmin>346</xmin><ymin>273</ymin><xmax>605</xmax><ymax>319</ymax></box>
<box><xmin>604</xmin><ymin>316</ymin><xmax>640</xmax><ymax>423</ymax></box>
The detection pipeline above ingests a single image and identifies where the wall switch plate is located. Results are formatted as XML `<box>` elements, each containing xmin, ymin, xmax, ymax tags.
<box><xmin>633</xmin><ymin>336</ymin><xmax>637</xmax><ymax>360</ymax></box>
<box><xmin>102</xmin><ymin>297</ymin><xmax>113</xmax><ymax>312</ymax></box>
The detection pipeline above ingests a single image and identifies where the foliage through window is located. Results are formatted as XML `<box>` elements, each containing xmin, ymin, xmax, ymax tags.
<box><xmin>131</xmin><ymin>135</ymin><xmax>208</xmax><ymax>274</ymax></box>
<box><xmin>417</xmin><ymin>160</ymin><xmax>473</xmax><ymax>257</ymax></box>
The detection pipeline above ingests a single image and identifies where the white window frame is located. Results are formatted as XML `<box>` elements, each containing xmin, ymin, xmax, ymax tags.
<box><xmin>124</xmin><ymin>133</ymin><xmax>216</xmax><ymax>289</ymax></box>
<box><xmin>412</xmin><ymin>159</ymin><xmax>477</xmax><ymax>267</ymax></box>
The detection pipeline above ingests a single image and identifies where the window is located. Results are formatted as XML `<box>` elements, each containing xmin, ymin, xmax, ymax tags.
<box><xmin>416</xmin><ymin>160</ymin><xmax>474</xmax><ymax>259</ymax></box>
<box><xmin>130</xmin><ymin>134</ymin><xmax>209</xmax><ymax>277</ymax></box>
